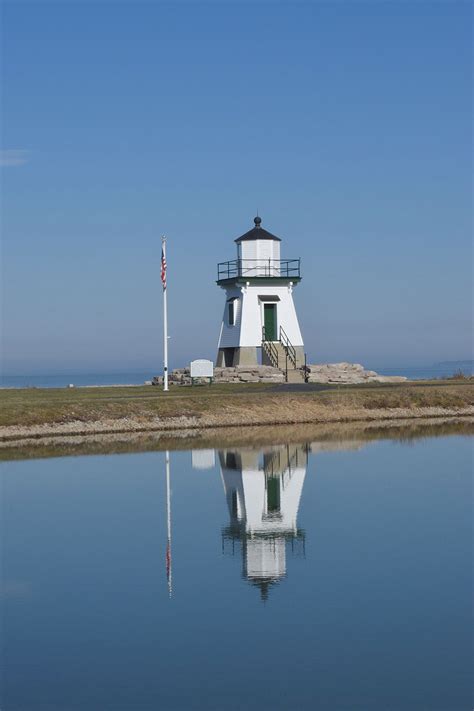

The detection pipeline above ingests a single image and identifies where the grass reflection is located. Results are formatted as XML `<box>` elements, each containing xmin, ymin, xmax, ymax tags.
<box><xmin>2</xmin><ymin>417</ymin><xmax>472</xmax><ymax>462</ymax></box>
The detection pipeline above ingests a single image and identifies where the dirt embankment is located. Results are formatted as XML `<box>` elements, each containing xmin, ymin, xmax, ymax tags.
<box><xmin>1</xmin><ymin>382</ymin><xmax>473</xmax><ymax>446</ymax></box>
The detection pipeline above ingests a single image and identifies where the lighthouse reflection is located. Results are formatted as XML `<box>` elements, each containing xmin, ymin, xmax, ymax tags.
<box><xmin>219</xmin><ymin>444</ymin><xmax>308</xmax><ymax>601</ymax></box>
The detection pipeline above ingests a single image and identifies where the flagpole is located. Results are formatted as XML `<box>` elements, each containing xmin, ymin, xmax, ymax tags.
<box><xmin>165</xmin><ymin>450</ymin><xmax>172</xmax><ymax>598</ymax></box>
<box><xmin>162</xmin><ymin>236</ymin><xmax>169</xmax><ymax>392</ymax></box>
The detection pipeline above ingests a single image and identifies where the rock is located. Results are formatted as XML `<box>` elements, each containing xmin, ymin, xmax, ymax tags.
<box><xmin>372</xmin><ymin>375</ymin><xmax>408</xmax><ymax>383</ymax></box>
<box><xmin>209</xmin><ymin>365</ymin><xmax>284</xmax><ymax>384</ymax></box>
<box><xmin>165</xmin><ymin>364</ymin><xmax>285</xmax><ymax>385</ymax></box>
<box><xmin>164</xmin><ymin>362</ymin><xmax>405</xmax><ymax>387</ymax></box>
<box><xmin>306</xmin><ymin>362</ymin><xmax>407</xmax><ymax>385</ymax></box>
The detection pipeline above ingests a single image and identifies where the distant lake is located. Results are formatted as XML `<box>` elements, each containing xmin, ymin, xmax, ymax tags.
<box><xmin>0</xmin><ymin>371</ymin><xmax>154</xmax><ymax>389</ymax></box>
<box><xmin>1</xmin><ymin>360</ymin><xmax>472</xmax><ymax>388</ymax></box>
<box><xmin>373</xmin><ymin>360</ymin><xmax>473</xmax><ymax>381</ymax></box>
<box><xmin>1</xmin><ymin>428</ymin><xmax>471</xmax><ymax>710</ymax></box>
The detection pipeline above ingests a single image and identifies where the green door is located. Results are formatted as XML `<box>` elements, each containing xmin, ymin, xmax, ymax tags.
<box><xmin>267</xmin><ymin>477</ymin><xmax>281</xmax><ymax>512</ymax></box>
<box><xmin>264</xmin><ymin>303</ymin><xmax>277</xmax><ymax>341</ymax></box>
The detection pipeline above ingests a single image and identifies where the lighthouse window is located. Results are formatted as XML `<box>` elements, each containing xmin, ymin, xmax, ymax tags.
<box><xmin>227</xmin><ymin>299</ymin><xmax>236</xmax><ymax>326</ymax></box>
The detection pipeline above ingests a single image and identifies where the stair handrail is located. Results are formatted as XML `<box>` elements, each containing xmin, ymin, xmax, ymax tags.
<box><xmin>263</xmin><ymin>341</ymin><xmax>279</xmax><ymax>369</ymax></box>
<box><xmin>279</xmin><ymin>326</ymin><xmax>297</xmax><ymax>368</ymax></box>
<box><xmin>262</xmin><ymin>327</ymin><xmax>279</xmax><ymax>368</ymax></box>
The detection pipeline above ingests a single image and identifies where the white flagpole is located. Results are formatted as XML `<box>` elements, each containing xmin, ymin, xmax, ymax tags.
<box><xmin>162</xmin><ymin>236</ymin><xmax>169</xmax><ymax>392</ymax></box>
<box><xmin>165</xmin><ymin>450</ymin><xmax>172</xmax><ymax>598</ymax></box>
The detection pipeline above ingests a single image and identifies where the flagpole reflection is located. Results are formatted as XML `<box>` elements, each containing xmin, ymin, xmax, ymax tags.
<box><xmin>165</xmin><ymin>450</ymin><xmax>172</xmax><ymax>598</ymax></box>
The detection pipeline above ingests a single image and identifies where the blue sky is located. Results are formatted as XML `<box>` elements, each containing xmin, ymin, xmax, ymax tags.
<box><xmin>2</xmin><ymin>1</ymin><xmax>472</xmax><ymax>374</ymax></box>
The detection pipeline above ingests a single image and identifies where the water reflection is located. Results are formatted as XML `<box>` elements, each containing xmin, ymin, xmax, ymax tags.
<box><xmin>218</xmin><ymin>445</ymin><xmax>308</xmax><ymax>600</ymax></box>
<box><xmin>191</xmin><ymin>448</ymin><xmax>216</xmax><ymax>469</ymax></box>
<box><xmin>2</xmin><ymin>433</ymin><xmax>471</xmax><ymax>710</ymax></box>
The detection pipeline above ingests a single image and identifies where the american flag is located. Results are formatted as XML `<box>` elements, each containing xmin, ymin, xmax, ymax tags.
<box><xmin>161</xmin><ymin>245</ymin><xmax>167</xmax><ymax>290</ymax></box>
<box><xmin>166</xmin><ymin>539</ymin><xmax>171</xmax><ymax>579</ymax></box>
<box><xmin>166</xmin><ymin>538</ymin><xmax>172</xmax><ymax>597</ymax></box>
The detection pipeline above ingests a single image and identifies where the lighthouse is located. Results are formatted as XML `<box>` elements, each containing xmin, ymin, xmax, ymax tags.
<box><xmin>216</xmin><ymin>217</ymin><xmax>305</xmax><ymax>369</ymax></box>
<box><xmin>219</xmin><ymin>444</ymin><xmax>307</xmax><ymax>601</ymax></box>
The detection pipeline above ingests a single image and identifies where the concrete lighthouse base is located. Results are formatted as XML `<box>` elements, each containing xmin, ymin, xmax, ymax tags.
<box><xmin>291</xmin><ymin>346</ymin><xmax>306</xmax><ymax>368</ymax></box>
<box><xmin>216</xmin><ymin>347</ymin><xmax>258</xmax><ymax>368</ymax></box>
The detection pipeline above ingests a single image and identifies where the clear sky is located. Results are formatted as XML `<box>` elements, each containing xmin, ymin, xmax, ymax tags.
<box><xmin>1</xmin><ymin>1</ymin><xmax>472</xmax><ymax>374</ymax></box>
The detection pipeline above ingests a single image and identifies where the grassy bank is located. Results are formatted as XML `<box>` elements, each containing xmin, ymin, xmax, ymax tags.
<box><xmin>0</xmin><ymin>381</ymin><xmax>473</xmax><ymax>443</ymax></box>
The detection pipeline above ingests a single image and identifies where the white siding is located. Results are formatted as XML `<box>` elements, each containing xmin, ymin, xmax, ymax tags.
<box><xmin>257</xmin><ymin>239</ymin><xmax>273</xmax><ymax>261</ymax></box>
<box><xmin>239</xmin><ymin>239</ymin><xmax>280</xmax><ymax>277</ymax></box>
<box><xmin>217</xmin><ymin>286</ymin><xmax>242</xmax><ymax>348</ymax></box>
<box><xmin>221</xmin><ymin>454</ymin><xmax>307</xmax><ymax>535</ymax></box>
<box><xmin>240</xmin><ymin>240</ymin><xmax>258</xmax><ymax>262</ymax></box>
<box><xmin>238</xmin><ymin>284</ymin><xmax>303</xmax><ymax>346</ymax></box>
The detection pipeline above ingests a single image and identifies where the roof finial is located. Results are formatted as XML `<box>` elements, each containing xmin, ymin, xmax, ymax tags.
<box><xmin>254</xmin><ymin>214</ymin><xmax>262</xmax><ymax>228</ymax></box>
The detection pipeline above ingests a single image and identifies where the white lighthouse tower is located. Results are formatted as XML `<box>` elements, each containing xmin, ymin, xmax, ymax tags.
<box><xmin>216</xmin><ymin>216</ymin><xmax>305</xmax><ymax>369</ymax></box>
<box><xmin>219</xmin><ymin>444</ymin><xmax>307</xmax><ymax>601</ymax></box>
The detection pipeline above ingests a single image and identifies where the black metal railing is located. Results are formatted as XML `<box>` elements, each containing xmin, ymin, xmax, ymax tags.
<box><xmin>280</xmin><ymin>326</ymin><xmax>297</xmax><ymax>369</ymax></box>
<box><xmin>217</xmin><ymin>258</ymin><xmax>300</xmax><ymax>281</ymax></box>
<box><xmin>262</xmin><ymin>327</ymin><xmax>279</xmax><ymax>368</ymax></box>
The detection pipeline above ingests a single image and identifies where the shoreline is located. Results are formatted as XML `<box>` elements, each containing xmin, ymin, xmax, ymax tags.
<box><xmin>1</xmin><ymin>380</ymin><xmax>472</xmax><ymax>451</ymax></box>
<box><xmin>0</xmin><ymin>383</ymin><xmax>143</xmax><ymax>390</ymax></box>
<box><xmin>1</xmin><ymin>375</ymin><xmax>471</xmax><ymax>390</ymax></box>
<box><xmin>1</xmin><ymin>415</ymin><xmax>473</xmax><ymax>461</ymax></box>
<box><xmin>1</xmin><ymin>406</ymin><xmax>473</xmax><ymax>445</ymax></box>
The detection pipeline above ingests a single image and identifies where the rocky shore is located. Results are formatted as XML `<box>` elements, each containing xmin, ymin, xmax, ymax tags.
<box><xmin>157</xmin><ymin>365</ymin><xmax>285</xmax><ymax>386</ymax></box>
<box><xmin>154</xmin><ymin>362</ymin><xmax>407</xmax><ymax>386</ymax></box>
<box><xmin>304</xmin><ymin>362</ymin><xmax>407</xmax><ymax>384</ymax></box>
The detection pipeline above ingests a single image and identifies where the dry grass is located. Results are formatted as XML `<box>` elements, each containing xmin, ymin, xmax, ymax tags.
<box><xmin>0</xmin><ymin>383</ymin><xmax>273</xmax><ymax>427</ymax></box>
<box><xmin>0</xmin><ymin>381</ymin><xmax>473</xmax><ymax>439</ymax></box>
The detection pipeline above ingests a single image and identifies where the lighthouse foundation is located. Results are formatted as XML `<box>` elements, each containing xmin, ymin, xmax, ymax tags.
<box><xmin>217</xmin><ymin>346</ymin><xmax>258</xmax><ymax>368</ymax></box>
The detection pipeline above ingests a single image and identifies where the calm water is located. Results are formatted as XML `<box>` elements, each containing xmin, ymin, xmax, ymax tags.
<box><xmin>1</xmin><ymin>361</ymin><xmax>472</xmax><ymax>388</ymax></box>
<box><xmin>0</xmin><ymin>371</ymin><xmax>154</xmax><ymax>389</ymax></box>
<box><xmin>1</xmin><ymin>433</ymin><xmax>472</xmax><ymax>710</ymax></box>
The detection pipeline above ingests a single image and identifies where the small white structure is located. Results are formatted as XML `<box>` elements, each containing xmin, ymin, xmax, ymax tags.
<box><xmin>190</xmin><ymin>359</ymin><xmax>214</xmax><ymax>378</ymax></box>
<box><xmin>219</xmin><ymin>444</ymin><xmax>307</xmax><ymax>600</ymax></box>
<box><xmin>216</xmin><ymin>217</ymin><xmax>305</xmax><ymax>368</ymax></box>
<box><xmin>190</xmin><ymin>358</ymin><xmax>214</xmax><ymax>384</ymax></box>
<box><xmin>191</xmin><ymin>449</ymin><xmax>216</xmax><ymax>470</ymax></box>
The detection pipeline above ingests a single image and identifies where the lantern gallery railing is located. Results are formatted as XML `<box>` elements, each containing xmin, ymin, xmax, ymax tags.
<box><xmin>217</xmin><ymin>258</ymin><xmax>301</xmax><ymax>281</ymax></box>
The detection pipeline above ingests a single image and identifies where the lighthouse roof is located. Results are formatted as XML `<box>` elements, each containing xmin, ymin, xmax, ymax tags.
<box><xmin>235</xmin><ymin>216</ymin><xmax>281</xmax><ymax>243</ymax></box>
